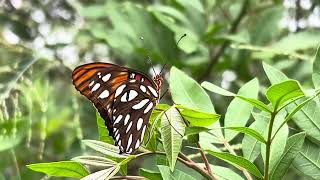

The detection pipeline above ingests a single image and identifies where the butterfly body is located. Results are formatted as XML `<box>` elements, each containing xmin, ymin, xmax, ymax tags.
<box><xmin>72</xmin><ymin>63</ymin><xmax>162</xmax><ymax>154</ymax></box>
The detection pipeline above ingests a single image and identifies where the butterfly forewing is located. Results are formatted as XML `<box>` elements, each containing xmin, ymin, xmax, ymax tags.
<box><xmin>72</xmin><ymin>63</ymin><xmax>160</xmax><ymax>154</ymax></box>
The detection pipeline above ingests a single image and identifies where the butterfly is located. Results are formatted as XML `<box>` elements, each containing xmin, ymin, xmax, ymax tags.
<box><xmin>72</xmin><ymin>63</ymin><xmax>163</xmax><ymax>154</ymax></box>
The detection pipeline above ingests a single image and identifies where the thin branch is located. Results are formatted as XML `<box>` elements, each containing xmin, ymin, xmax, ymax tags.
<box><xmin>199</xmin><ymin>0</ymin><xmax>249</xmax><ymax>81</ymax></box>
<box><xmin>10</xmin><ymin>149</ymin><xmax>21</xmax><ymax>180</ymax></box>
<box><xmin>196</xmin><ymin>142</ymin><xmax>212</xmax><ymax>175</ymax></box>
<box><xmin>110</xmin><ymin>176</ymin><xmax>145</xmax><ymax>180</ymax></box>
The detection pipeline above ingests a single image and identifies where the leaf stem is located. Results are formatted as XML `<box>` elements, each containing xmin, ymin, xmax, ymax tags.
<box><xmin>264</xmin><ymin>112</ymin><xmax>276</xmax><ymax>180</ymax></box>
<box><xmin>110</xmin><ymin>176</ymin><xmax>145</xmax><ymax>179</ymax></box>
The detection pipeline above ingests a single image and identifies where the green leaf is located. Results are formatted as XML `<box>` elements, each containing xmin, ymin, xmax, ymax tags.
<box><xmin>312</xmin><ymin>45</ymin><xmax>320</xmax><ymax>89</ymax></box>
<box><xmin>273</xmin><ymin>91</ymin><xmax>320</xmax><ymax>140</ymax></box>
<box><xmin>293</xmin><ymin>139</ymin><xmax>320</xmax><ymax>179</ymax></box>
<box><xmin>27</xmin><ymin>161</ymin><xmax>89</xmax><ymax>178</ymax></box>
<box><xmin>266</xmin><ymin>80</ymin><xmax>305</xmax><ymax>110</ymax></box>
<box><xmin>262</xmin><ymin>62</ymin><xmax>288</xmax><ymax>84</ymax></box>
<box><xmin>224</xmin><ymin>127</ymin><xmax>266</xmax><ymax>144</ymax></box>
<box><xmin>185</xmin><ymin>126</ymin><xmax>210</xmax><ymax>136</ymax></box>
<box><xmin>285</xmin><ymin>99</ymin><xmax>320</xmax><ymax>143</ymax></box>
<box><xmin>81</xmin><ymin>165</ymin><xmax>120</xmax><ymax>180</ymax></box>
<box><xmin>96</xmin><ymin>112</ymin><xmax>114</xmax><ymax>144</ymax></box>
<box><xmin>157</xmin><ymin>165</ymin><xmax>196</xmax><ymax>180</ymax></box>
<box><xmin>139</xmin><ymin>168</ymin><xmax>162</xmax><ymax>180</ymax></box>
<box><xmin>170</xmin><ymin>67</ymin><xmax>215</xmax><ymax>113</ymax></box>
<box><xmin>160</xmin><ymin>106</ymin><xmax>186</xmax><ymax>171</ymax></box>
<box><xmin>82</xmin><ymin>140</ymin><xmax>127</xmax><ymax>159</ymax></box>
<box><xmin>202</xmin><ymin>81</ymin><xmax>271</xmax><ymax>113</ymax></box>
<box><xmin>201</xmin><ymin>81</ymin><xmax>235</xmax><ymax>96</ymax></box>
<box><xmin>270</xmin><ymin>132</ymin><xmax>306</xmax><ymax>180</ymax></box>
<box><xmin>205</xmin><ymin>150</ymin><xmax>263</xmax><ymax>178</ymax></box>
<box><xmin>242</xmin><ymin>112</ymin><xmax>268</xmax><ymax>162</ymax></box>
<box><xmin>208</xmin><ymin>165</ymin><xmax>244</xmax><ymax>180</ymax></box>
<box><xmin>225</xmin><ymin>78</ymin><xmax>259</xmax><ymax>141</ymax></box>
<box><xmin>71</xmin><ymin>156</ymin><xmax>116</xmax><ymax>168</ymax></box>
<box><xmin>176</xmin><ymin>105</ymin><xmax>220</xmax><ymax>127</ymax></box>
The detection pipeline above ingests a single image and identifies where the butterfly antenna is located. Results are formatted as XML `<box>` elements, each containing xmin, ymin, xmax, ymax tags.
<box><xmin>176</xmin><ymin>33</ymin><xmax>187</xmax><ymax>46</ymax></box>
<box><xmin>141</xmin><ymin>36</ymin><xmax>157</xmax><ymax>76</ymax></box>
<box><xmin>159</xmin><ymin>63</ymin><xmax>166</xmax><ymax>75</ymax></box>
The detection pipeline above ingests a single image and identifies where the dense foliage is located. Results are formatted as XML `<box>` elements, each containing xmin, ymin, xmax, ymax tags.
<box><xmin>1</xmin><ymin>0</ymin><xmax>320</xmax><ymax>180</ymax></box>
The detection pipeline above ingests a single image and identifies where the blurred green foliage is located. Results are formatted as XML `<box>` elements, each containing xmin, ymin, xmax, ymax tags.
<box><xmin>0</xmin><ymin>0</ymin><xmax>320</xmax><ymax>179</ymax></box>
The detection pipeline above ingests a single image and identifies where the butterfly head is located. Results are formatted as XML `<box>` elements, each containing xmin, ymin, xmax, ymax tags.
<box><xmin>153</xmin><ymin>74</ymin><xmax>163</xmax><ymax>91</ymax></box>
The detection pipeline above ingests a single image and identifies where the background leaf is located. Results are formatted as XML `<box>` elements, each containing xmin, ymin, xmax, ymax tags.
<box><xmin>157</xmin><ymin>165</ymin><xmax>196</xmax><ymax>180</ymax></box>
<box><xmin>270</xmin><ymin>132</ymin><xmax>306</xmax><ymax>180</ymax></box>
<box><xmin>224</xmin><ymin>78</ymin><xmax>259</xmax><ymax>141</ymax></box>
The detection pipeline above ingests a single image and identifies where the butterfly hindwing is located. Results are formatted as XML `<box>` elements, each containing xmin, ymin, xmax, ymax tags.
<box><xmin>112</xmin><ymin>81</ymin><xmax>158</xmax><ymax>154</ymax></box>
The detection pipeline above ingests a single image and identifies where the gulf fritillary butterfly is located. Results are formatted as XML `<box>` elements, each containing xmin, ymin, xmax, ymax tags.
<box><xmin>72</xmin><ymin>63</ymin><xmax>163</xmax><ymax>154</ymax></box>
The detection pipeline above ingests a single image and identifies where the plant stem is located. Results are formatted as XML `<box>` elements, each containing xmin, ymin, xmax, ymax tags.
<box><xmin>10</xmin><ymin>149</ymin><xmax>21</xmax><ymax>180</ymax></box>
<box><xmin>137</xmin><ymin>151</ymin><xmax>216</xmax><ymax>180</ymax></box>
<box><xmin>264</xmin><ymin>112</ymin><xmax>276</xmax><ymax>180</ymax></box>
<box><xmin>196</xmin><ymin>142</ymin><xmax>212</xmax><ymax>175</ymax></box>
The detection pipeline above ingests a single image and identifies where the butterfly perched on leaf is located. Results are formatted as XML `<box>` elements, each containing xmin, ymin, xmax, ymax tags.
<box><xmin>72</xmin><ymin>63</ymin><xmax>163</xmax><ymax>154</ymax></box>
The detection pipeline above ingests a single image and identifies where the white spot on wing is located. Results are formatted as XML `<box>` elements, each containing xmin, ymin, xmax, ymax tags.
<box><xmin>132</xmin><ymin>99</ymin><xmax>149</xmax><ymax>109</ymax></box>
<box><xmin>91</xmin><ymin>83</ymin><xmax>100</xmax><ymax>91</ymax></box>
<box><xmin>130</xmin><ymin>73</ymin><xmax>135</xmax><ymax>78</ymax></box>
<box><xmin>135</xmin><ymin>139</ymin><xmax>140</xmax><ymax>149</ymax></box>
<box><xmin>148</xmin><ymin>86</ymin><xmax>158</xmax><ymax>97</ymax></box>
<box><xmin>144</xmin><ymin>102</ymin><xmax>154</xmax><ymax>114</ymax></box>
<box><xmin>128</xmin><ymin>90</ymin><xmax>138</xmax><ymax>101</ymax></box>
<box><xmin>141</xmin><ymin>78</ymin><xmax>144</xmax><ymax>82</ymax></box>
<box><xmin>115</xmin><ymin>84</ymin><xmax>126</xmax><ymax>97</ymax></box>
<box><xmin>126</xmin><ymin>121</ymin><xmax>132</xmax><ymax>133</ymax></box>
<box><xmin>114</xmin><ymin>115</ymin><xmax>123</xmax><ymax>124</ymax></box>
<box><xmin>127</xmin><ymin>134</ymin><xmax>132</xmax><ymax>151</ymax></box>
<box><xmin>140</xmin><ymin>85</ymin><xmax>146</xmax><ymax>93</ymax></box>
<box><xmin>137</xmin><ymin>118</ymin><xmax>144</xmax><ymax>131</ymax></box>
<box><xmin>89</xmin><ymin>81</ymin><xmax>94</xmax><ymax>87</ymax></box>
<box><xmin>124</xmin><ymin>114</ymin><xmax>130</xmax><ymax>125</ymax></box>
<box><xmin>129</xmin><ymin>79</ymin><xmax>136</xmax><ymax>83</ymax></box>
<box><xmin>141</xmin><ymin>125</ymin><xmax>147</xmax><ymax>141</ymax></box>
<box><xmin>102</xmin><ymin>73</ymin><xmax>111</xmax><ymax>82</ymax></box>
<box><xmin>98</xmin><ymin>90</ymin><xmax>109</xmax><ymax>98</ymax></box>
<box><xmin>121</xmin><ymin>92</ymin><xmax>128</xmax><ymax>102</ymax></box>
<box><xmin>116</xmin><ymin>133</ymin><xmax>120</xmax><ymax>141</ymax></box>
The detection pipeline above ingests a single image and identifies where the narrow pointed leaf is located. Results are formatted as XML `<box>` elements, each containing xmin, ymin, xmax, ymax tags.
<box><xmin>160</xmin><ymin>106</ymin><xmax>186</xmax><ymax>171</ymax></box>
<box><xmin>72</xmin><ymin>156</ymin><xmax>116</xmax><ymax>168</ymax></box>
<box><xmin>224</xmin><ymin>127</ymin><xmax>266</xmax><ymax>144</ymax></box>
<box><xmin>202</xmin><ymin>81</ymin><xmax>271</xmax><ymax>113</ymax></box>
<box><xmin>176</xmin><ymin>105</ymin><xmax>220</xmax><ymax>127</ymax></box>
<box><xmin>266</xmin><ymin>80</ymin><xmax>305</xmax><ymax>110</ymax></box>
<box><xmin>82</xmin><ymin>140</ymin><xmax>127</xmax><ymax>159</ymax></box>
<box><xmin>81</xmin><ymin>165</ymin><xmax>120</xmax><ymax>180</ymax></box>
<box><xmin>225</xmin><ymin>78</ymin><xmax>259</xmax><ymax>141</ymax></box>
<box><xmin>205</xmin><ymin>150</ymin><xmax>263</xmax><ymax>178</ymax></box>
<box><xmin>262</xmin><ymin>62</ymin><xmax>288</xmax><ymax>84</ymax></box>
<box><xmin>27</xmin><ymin>161</ymin><xmax>89</xmax><ymax>178</ymax></box>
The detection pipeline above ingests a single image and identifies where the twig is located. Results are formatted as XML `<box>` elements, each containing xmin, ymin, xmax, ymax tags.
<box><xmin>196</xmin><ymin>142</ymin><xmax>212</xmax><ymax>175</ymax></box>
<box><xmin>223</xmin><ymin>140</ymin><xmax>253</xmax><ymax>180</ymax></box>
<box><xmin>199</xmin><ymin>0</ymin><xmax>249</xmax><ymax>81</ymax></box>
<box><xmin>110</xmin><ymin>176</ymin><xmax>145</xmax><ymax>180</ymax></box>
